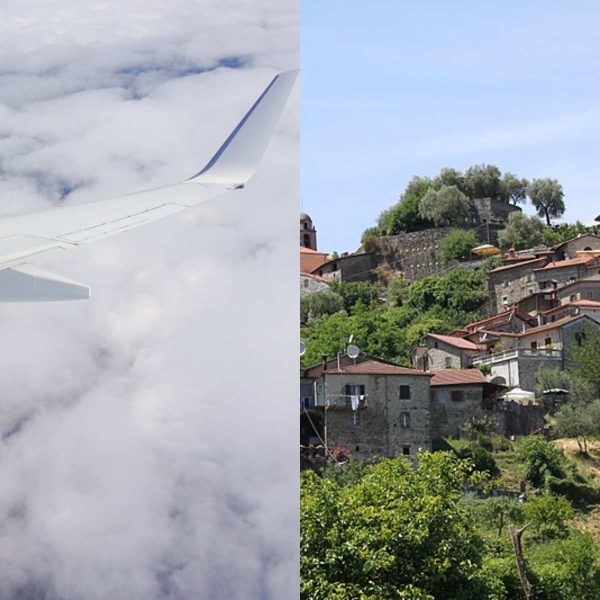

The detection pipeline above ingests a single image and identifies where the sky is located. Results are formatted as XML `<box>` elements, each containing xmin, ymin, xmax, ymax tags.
<box><xmin>302</xmin><ymin>0</ymin><xmax>600</xmax><ymax>253</ymax></box>
<box><xmin>0</xmin><ymin>2</ymin><xmax>298</xmax><ymax>599</ymax></box>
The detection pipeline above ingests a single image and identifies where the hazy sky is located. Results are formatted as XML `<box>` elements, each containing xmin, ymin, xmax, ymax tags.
<box><xmin>303</xmin><ymin>0</ymin><xmax>600</xmax><ymax>252</ymax></box>
<box><xmin>0</xmin><ymin>2</ymin><xmax>298</xmax><ymax>599</ymax></box>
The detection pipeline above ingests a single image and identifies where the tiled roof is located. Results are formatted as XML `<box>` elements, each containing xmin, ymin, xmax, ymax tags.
<box><xmin>543</xmin><ymin>300</ymin><xmax>600</xmax><ymax>316</ymax></box>
<box><xmin>332</xmin><ymin>359</ymin><xmax>431</xmax><ymax>376</ymax></box>
<box><xmin>515</xmin><ymin>314</ymin><xmax>586</xmax><ymax>336</ymax></box>
<box><xmin>534</xmin><ymin>256</ymin><xmax>595</xmax><ymax>271</ymax></box>
<box><xmin>489</xmin><ymin>257</ymin><xmax>547</xmax><ymax>274</ymax></box>
<box><xmin>430</xmin><ymin>369</ymin><xmax>487</xmax><ymax>386</ymax></box>
<box><xmin>428</xmin><ymin>333</ymin><xmax>481</xmax><ymax>351</ymax></box>
<box><xmin>465</xmin><ymin>308</ymin><xmax>532</xmax><ymax>331</ymax></box>
<box><xmin>300</xmin><ymin>246</ymin><xmax>327</xmax><ymax>255</ymax></box>
<box><xmin>300</xmin><ymin>272</ymin><xmax>329</xmax><ymax>282</ymax></box>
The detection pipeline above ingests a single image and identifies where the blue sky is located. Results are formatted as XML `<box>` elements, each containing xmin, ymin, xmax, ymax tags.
<box><xmin>302</xmin><ymin>1</ymin><xmax>600</xmax><ymax>252</ymax></box>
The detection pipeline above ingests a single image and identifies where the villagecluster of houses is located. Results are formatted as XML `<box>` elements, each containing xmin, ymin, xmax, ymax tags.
<box><xmin>299</xmin><ymin>212</ymin><xmax>600</xmax><ymax>461</ymax></box>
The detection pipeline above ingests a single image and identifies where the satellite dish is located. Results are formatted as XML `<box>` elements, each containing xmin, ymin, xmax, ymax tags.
<box><xmin>347</xmin><ymin>344</ymin><xmax>360</xmax><ymax>359</ymax></box>
<box><xmin>300</xmin><ymin>339</ymin><xmax>306</xmax><ymax>357</ymax></box>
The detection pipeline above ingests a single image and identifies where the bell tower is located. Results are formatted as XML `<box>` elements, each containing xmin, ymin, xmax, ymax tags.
<box><xmin>300</xmin><ymin>213</ymin><xmax>317</xmax><ymax>250</ymax></box>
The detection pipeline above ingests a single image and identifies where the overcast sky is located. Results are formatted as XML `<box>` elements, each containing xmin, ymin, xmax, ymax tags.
<box><xmin>303</xmin><ymin>0</ymin><xmax>600</xmax><ymax>252</ymax></box>
<box><xmin>0</xmin><ymin>2</ymin><xmax>298</xmax><ymax>599</ymax></box>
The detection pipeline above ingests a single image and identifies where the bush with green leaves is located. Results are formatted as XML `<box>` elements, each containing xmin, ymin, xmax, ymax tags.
<box><xmin>301</xmin><ymin>453</ymin><xmax>491</xmax><ymax>600</ymax></box>
<box><xmin>329</xmin><ymin>280</ymin><xmax>380</xmax><ymax>313</ymax></box>
<box><xmin>440</xmin><ymin>229</ymin><xmax>480</xmax><ymax>265</ymax></box>
<box><xmin>518</xmin><ymin>437</ymin><xmax>566</xmax><ymax>488</ymax></box>
<box><xmin>523</xmin><ymin>494</ymin><xmax>574</xmax><ymax>541</ymax></box>
<box><xmin>418</xmin><ymin>185</ymin><xmax>471</xmax><ymax>227</ymax></box>
<box><xmin>300</xmin><ymin>290</ymin><xmax>344</xmax><ymax>322</ymax></box>
<box><xmin>456</xmin><ymin>443</ymin><xmax>500</xmax><ymax>478</ymax></box>
<box><xmin>497</xmin><ymin>212</ymin><xmax>546</xmax><ymax>250</ymax></box>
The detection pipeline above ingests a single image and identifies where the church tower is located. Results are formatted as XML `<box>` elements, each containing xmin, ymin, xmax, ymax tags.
<box><xmin>300</xmin><ymin>213</ymin><xmax>317</xmax><ymax>250</ymax></box>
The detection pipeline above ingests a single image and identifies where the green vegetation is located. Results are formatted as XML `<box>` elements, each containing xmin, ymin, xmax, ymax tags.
<box><xmin>302</xmin><ymin>445</ymin><xmax>600</xmax><ymax>600</ymax></box>
<box><xmin>440</xmin><ymin>229</ymin><xmax>481</xmax><ymax>265</ymax></box>
<box><xmin>301</xmin><ymin>268</ymin><xmax>486</xmax><ymax>367</ymax></box>
<box><xmin>528</xmin><ymin>178</ymin><xmax>565</xmax><ymax>226</ymax></box>
<box><xmin>497</xmin><ymin>212</ymin><xmax>546</xmax><ymax>250</ymax></box>
<box><xmin>418</xmin><ymin>185</ymin><xmax>471</xmax><ymax>227</ymax></box>
<box><xmin>300</xmin><ymin>290</ymin><xmax>344</xmax><ymax>322</ymax></box>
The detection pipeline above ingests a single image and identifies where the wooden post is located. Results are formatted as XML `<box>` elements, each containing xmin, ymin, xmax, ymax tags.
<box><xmin>509</xmin><ymin>524</ymin><xmax>534</xmax><ymax>600</ymax></box>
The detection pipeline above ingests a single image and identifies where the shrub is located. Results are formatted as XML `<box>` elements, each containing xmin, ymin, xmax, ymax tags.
<box><xmin>440</xmin><ymin>229</ymin><xmax>480</xmax><ymax>265</ymax></box>
<box><xmin>456</xmin><ymin>443</ymin><xmax>499</xmax><ymax>477</ymax></box>
<box><xmin>523</xmin><ymin>494</ymin><xmax>574</xmax><ymax>541</ymax></box>
<box><xmin>518</xmin><ymin>437</ymin><xmax>566</xmax><ymax>488</ymax></box>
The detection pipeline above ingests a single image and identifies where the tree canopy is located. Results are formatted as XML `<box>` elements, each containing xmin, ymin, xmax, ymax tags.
<box><xmin>418</xmin><ymin>185</ymin><xmax>471</xmax><ymax>227</ymax></box>
<box><xmin>497</xmin><ymin>212</ymin><xmax>546</xmax><ymax>250</ymax></box>
<box><xmin>528</xmin><ymin>178</ymin><xmax>565</xmax><ymax>226</ymax></box>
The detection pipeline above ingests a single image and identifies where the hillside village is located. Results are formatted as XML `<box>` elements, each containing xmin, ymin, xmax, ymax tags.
<box><xmin>299</xmin><ymin>168</ymin><xmax>600</xmax><ymax>463</ymax></box>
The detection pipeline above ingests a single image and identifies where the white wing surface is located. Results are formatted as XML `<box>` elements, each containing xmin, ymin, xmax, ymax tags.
<box><xmin>0</xmin><ymin>70</ymin><xmax>298</xmax><ymax>301</ymax></box>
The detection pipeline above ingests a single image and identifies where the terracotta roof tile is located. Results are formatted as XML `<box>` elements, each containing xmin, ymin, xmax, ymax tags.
<box><xmin>332</xmin><ymin>359</ymin><xmax>431</xmax><ymax>376</ymax></box>
<box><xmin>428</xmin><ymin>333</ymin><xmax>481</xmax><ymax>351</ymax></box>
<box><xmin>430</xmin><ymin>369</ymin><xmax>487</xmax><ymax>386</ymax></box>
<box><xmin>300</xmin><ymin>247</ymin><xmax>327</xmax><ymax>255</ymax></box>
<box><xmin>535</xmin><ymin>255</ymin><xmax>597</xmax><ymax>271</ymax></box>
<box><xmin>490</xmin><ymin>257</ymin><xmax>547</xmax><ymax>274</ymax></box>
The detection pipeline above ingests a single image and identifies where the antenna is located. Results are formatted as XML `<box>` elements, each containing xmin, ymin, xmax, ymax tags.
<box><xmin>300</xmin><ymin>339</ymin><xmax>306</xmax><ymax>357</ymax></box>
<box><xmin>347</xmin><ymin>343</ymin><xmax>360</xmax><ymax>361</ymax></box>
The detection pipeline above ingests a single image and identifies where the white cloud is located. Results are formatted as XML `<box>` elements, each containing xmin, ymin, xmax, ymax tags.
<box><xmin>0</xmin><ymin>2</ymin><xmax>298</xmax><ymax>598</ymax></box>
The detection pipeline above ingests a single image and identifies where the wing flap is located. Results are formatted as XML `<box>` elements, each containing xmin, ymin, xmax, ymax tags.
<box><xmin>0</xmin><ymin>264</ymin><xmax>90</xmax><ymax>302</ymax></box>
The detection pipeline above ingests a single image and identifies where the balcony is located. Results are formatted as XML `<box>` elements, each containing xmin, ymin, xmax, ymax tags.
<box><xmin>472</xmin><ymin>348</ymin><xmax>562</xmax><ymax>366</ymax></box>
<box><xmin>315</xmin><ymin>394</ymin><xmax>368</xmax><ymax>409</ymax></box>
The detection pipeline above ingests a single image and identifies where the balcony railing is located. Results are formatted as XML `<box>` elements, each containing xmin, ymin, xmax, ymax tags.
<box><xmin>315</xmin><ymin>394</ymin><xmax>368</xmax><ymax>409</ymax></box>
<box><xmin>473</xmin><ymin>348</ymin><xmax>562</xmax><ymax>365</ymax></box>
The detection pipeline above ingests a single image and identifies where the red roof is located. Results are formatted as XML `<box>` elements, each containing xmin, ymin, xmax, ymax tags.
<box><xmin>430</xmin><ymin>369</ymin><xmax>487</xmax><ymax>386</ymax></box>
<box><xmin>465</xmin><ymin>308</ymin><xmax>532</xmax><ymax>331</ymax></box>
<box><xmin>300</xmin><ymin>246</ymin><xmax>327</xmax><ymax>255</ymax></box>
<box><xmin>534</xmin><ymin>256</ymin><xmax>595</xmax><ymax>271</ymax></box>
<box><xmin>428</xmin><ymin>333</ymin><xmax>481</xmax><ymax>351</ymax></box>
<box><xmin>543</xmin><ymin>299</ymin><xmax>600</xmax><ymax>316</ymax></box>
<box><xmin>331</xmin><ymin>359</ymin><xmax>431</xmax><ymax>376</ymax></box>
<box><xmin>490</xmin><ymin>257</ymin><xmax>547</xmax><ymax>274</ymax></box>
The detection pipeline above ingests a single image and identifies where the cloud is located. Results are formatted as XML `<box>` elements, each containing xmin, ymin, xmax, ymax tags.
<box><xmin>0</xmin><ymin>2</ymin><xmax>298</xmax><ymax>599</ymax></box>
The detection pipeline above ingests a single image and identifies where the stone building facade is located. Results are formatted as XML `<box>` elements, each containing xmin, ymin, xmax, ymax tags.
<box><xmin>551</xmin><ymin>233</ymin><xmax>600</xmax><ymax>260</ymax></box>
<box><xmin>312</xmin><ymin>252</ymin><xmax>377</xmax><ymax>283</ymax></box>
<box><xmin>488</xmin><ymin>257</ymin><xmax>548</xmax><ymax>314</ymax></box>
<box><xmin>417</xmin><ymin>333</ymin><xmax>482</xmax><ymax>370</ymax></box>
<box><xmin>300</xmin><ymin>272</ymin><xmax>330</xmax><ymax>296</ymax></box>
<box><xmin>302</xmin><ymin>357</ymin><xmax>432</xmax><ymax>458</ymax></box>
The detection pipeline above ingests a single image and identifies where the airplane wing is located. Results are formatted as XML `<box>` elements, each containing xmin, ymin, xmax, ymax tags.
<box><xmin>0</xmin><ymin>69</ymin><xmax>298</xmax><ymax>302</ymax></box>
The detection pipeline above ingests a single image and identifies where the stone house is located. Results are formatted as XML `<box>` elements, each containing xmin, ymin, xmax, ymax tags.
<box><xmin>542</xmin><ymin>299</ymin><xmax>600</xmax><ymax>323</ymax></box>
<box><xmin>312</xmin><ymin>252</ymin><xmax>377</xmax><ymax>283</ymax></box>
<box><xmin>488</xmin><ymin>257</ymin><xmax>548</xmax><ymax>314</ymax></box>
<box><xmin>555</xmin><ymin>274</ymin><xmax>600</xmax><ymax>305</ymax></box>
<box><xmin>463</xmin><ymin>308</ymin><xmax>533</xmax><ymax>335</ymax></box>
<box><xmin>550</xmin><ymin>233</ymin><xmax>600</xmax><ymax>261</ymax></box>
<box><xmin>416</xmin><ymin>333</ymin><xmax>482</xmax><ymax>370</ymax></box>
<box><xmin>301</xmin><ymin>356</ymin><xmax>432</xmax><ymax>458</ymax></box>
<box><xmin>300</xmin><ymin>272</ymin><xmax>330</xmax><ymax>297</ymax></box>
<box><xmin>429</xmin><ymin>369</ymin><xmax>503</xmax><ymax>439</ymax></box>
<box><xmin>471</xmin><ymin>314</ymin><xmax>600</xmax><ymax>391</ymax></box>
<box><xmin>533</xmin><ymin>256</ymin><xmax>600</xmax><ymax>290</ymax></box>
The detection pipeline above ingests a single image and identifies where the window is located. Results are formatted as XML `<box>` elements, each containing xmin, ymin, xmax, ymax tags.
<box><xmin>584</xmin><ymin>246</ymin><xmax>592</xmax><ymax>251</ymax></box>
<box><xmin>303</xmin><ymin>279</ymin><xmax>309</xmax><ymax>288</ymax></box>
<box><xmin>434</xmin><ymin>341</ymin><xmax>439</xmax><ymax>349</ymax></box>
<box><xmin>400</xmin><ymin>412</ymin><xmax>410</xmax><ymax>428</ymax></box>
<box><xmin>303</xmin><ymin>222</ymin><xmax>308</xmax><ymax>230</ymax></box>
<box><xmin>544</xmin><ymin>337</ymin><xmax>552</xmax><ymax>348</ymax></box>
<box><xmin>451</xmin><ymin>390</ymin><xmax>464</xmax><ymax>402</ymax></box>
<box><xmin>402</xmin><ymin>446</ymin><xmax>411</xmax><ymax>456</ymax></box>
<box><xmin>575</xmin><ymin>331</ymin><xmax>586</xmax><ymax>347</ymax></box>
<box><xmin>501</xmin><ymin>295</ymin><xmax>508</xmax><ymax>305</ymax></box>
<box><xmin>444</xmin><ymin>356</ymin><xmax>453</xmax><ymax>368</ymax></box>
<box><xmin>399</xmin><ymin>385</ymin><xmax>411</xmax><ymax>400</ymax></box>
<box><xmin>570</xmin><ymin>294</ymin><xmax>577</xmax><ymax>302</ymax></box>
<box><xmin>530</xmin><ymin>341</ymin><xmax>538</xmax><ymax>351</ymax></box>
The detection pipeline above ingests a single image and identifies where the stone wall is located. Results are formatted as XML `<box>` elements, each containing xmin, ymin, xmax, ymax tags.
<box><xmin>488</xmin><ymin>261</ymin><xmax>544</xmax><ymax>314</ymax></box>
<box><xmin>322</xmin><ymin>372</ymin><xmax>431</xmax><ymax>459</ymax></box>
<box><xmin>431</xmin><ymin>385</ymin><xmax>485</xmax><ymax>439</ymax></box>
<box><xmin>300</xmin><ymin>273</ymin><xmax>330</xmax><ymax>296</ymax></box>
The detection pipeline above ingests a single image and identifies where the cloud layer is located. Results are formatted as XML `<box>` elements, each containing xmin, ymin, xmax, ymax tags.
<box><xmin>0</xmin><ymin>2</ymin><xmax>298</xmax><ymax>599</ymax></box>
